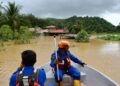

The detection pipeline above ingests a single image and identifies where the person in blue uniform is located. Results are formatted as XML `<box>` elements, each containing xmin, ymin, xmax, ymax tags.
<box><xmin>9</xmin><ymin>50</ymin><xmax>46</xmax><ymax>86</ymax></box>
<box><xmin>50</xmin><ymin>40</ymin><xmax>86</xmax><ymax>86</ymax></box>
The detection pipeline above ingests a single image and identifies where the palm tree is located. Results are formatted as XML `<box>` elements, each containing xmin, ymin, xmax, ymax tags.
<box><xmin>0</xmin><ymin>1</ymin><xmax>6</xmax><ymax>26</ymax></box>
<box><xmin>4</xmin><ymin>2</ymin><xmax>21</xmax><ymax>38</ymax></box>
<box><xmin>0</xmin><ymin>2</ymin><xmax>3</xmax><ymax>14</ymax></box>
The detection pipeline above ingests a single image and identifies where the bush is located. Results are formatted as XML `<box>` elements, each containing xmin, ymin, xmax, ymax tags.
<box><xmin>0</xmin><ymin>24</ymin><xmax>34</xmax><ymax>44</ymax></box>
<box><xmin>14</xmin><ymin>26</ymin><xmax>32</xmax><ymax>44</ymax></box>
<box><xmin>98</xmin><ymin>34</ymin><xmax>120</xmax><ymax>41</ymax></box>
<box><xmin>0</xmin><ymin>25</ymin><xmax>13</xmax><ymax>41</ymax></box>
<box><xmin>75</xmin><ymin>30</ymin><xmax>89</xmax><ymax>42</ymax></box>
<box><xmin>14</xmin><ymin>31</ymin><xmax>19</xmax><ymax>39</ymax></box>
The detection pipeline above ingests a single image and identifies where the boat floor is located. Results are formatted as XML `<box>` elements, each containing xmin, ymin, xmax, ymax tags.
<box><xmin>41</xmin><ymin>62</ymin><xmax>119</xmax><ymax>86</ymax></box>
<box><xmin>45</xmin><ymin>69</ymin><xmax>86</xmax><ymax>86</ymax></box>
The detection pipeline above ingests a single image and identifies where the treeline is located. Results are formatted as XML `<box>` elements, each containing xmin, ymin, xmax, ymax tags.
<box><xmin>42</xmin><ymin>16</ymin><xmax>120</xmax><ymax>33</ymax></box>
<box><xmin>14</xmin><ymin>15</ymin><xmax>65</xmax><ymax>29</ymax></box>
<box><xmin>65</xmin><ymin>16</ymin><xmax>117</xmax><ymax>33</ymax></box>
<box><xmin>8</xmin><ymin>15</ymin><xmax>120</xmax><ymax>34</ymax></box>
<box><xmin>0</xmin><ymin>2</ymin><xmax>33</xmax><ymax>43</ymax></box>
<box><xmin>0</xmin><ymin>2</ymin><xmax>120</xmax><ymax>39</ymax></box>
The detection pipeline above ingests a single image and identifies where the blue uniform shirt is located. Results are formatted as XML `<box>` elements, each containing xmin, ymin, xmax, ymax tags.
<box><xmin>50</xmin><ymin>48</ymin><xmax>83</xmax><ymax>68</ymax></box>
<box><xmin>9</xmin><ymin>66</ymin><xmax>46</xmax><ymax>86</ymax></box>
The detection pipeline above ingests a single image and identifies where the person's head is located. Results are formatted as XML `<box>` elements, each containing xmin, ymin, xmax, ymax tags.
<box><xmin>58</xmin><ymin>40</ymin><xmax>70</xmax><ymax>53</ymax></box>
<box><xmin>21</xmin><ymin>50</ymin><xmax>36</xmax><ymax>66</ymax></box>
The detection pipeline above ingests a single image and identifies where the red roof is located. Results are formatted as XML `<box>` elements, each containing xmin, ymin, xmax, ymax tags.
<box><xmin>48</xmin><ymin>29</ymin><xmax>65</xmax><ymax>33</ymax></box>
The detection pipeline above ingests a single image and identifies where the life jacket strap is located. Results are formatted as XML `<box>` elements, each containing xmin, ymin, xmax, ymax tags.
<box><xmin>16</xmin><ymin>69</ymin><xmax>39</xmax><ymax>86</ymax></box>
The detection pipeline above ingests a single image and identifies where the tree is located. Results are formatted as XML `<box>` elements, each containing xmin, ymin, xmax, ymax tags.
<box><xmin>116</xmin><ymin>23</ymin><xmax>120</xmax><ymax>32</ymax></box>
<box><xmin>75</xmin><ymin>30</ymin><xmax>89</xmax><ymax>42</ymax></box>
<box><xmin>4</xmin><ymin>2</ymin><xmax>21</xmax><ymax>38</ymax></box>
<box><xmin>65</xmin><ymin>16</ymin><xmax>115</xmax><ymax>33</ymax></box>
<box><xmin>0</xmin><ymin>1</ymin><xmax>4</xmax><ymax>14</ymax></box>
<box><xmin>0</xmin><ymin>1</ymin><xmax>5</xmax><ymax>26</ymax></box>
<box><xmin>14</xmin><ymin>26</ymin><xmax>32</xmax><ymax>44</ymax></box>
<box><xmin>0</xmin><ymin>25</ymin><xmax>13</xmax><ymax>41</ymax></box>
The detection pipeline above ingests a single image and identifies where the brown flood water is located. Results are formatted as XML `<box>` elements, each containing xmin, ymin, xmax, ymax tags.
<box><xmin>0</xmin><ymin>36</ymin><xmax>120</xmax><ymax>85</ymax></box>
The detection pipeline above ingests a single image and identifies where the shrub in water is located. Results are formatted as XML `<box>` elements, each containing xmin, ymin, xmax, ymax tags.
<box><xmin>98</xmin><ymin>34</ymin><xmax>120</xmax><ymax>41</ymax></box>
<box><xmin>15</xmin><ymin>26</ymin><xmax>32</xmax><ymax>44</ymax></box>
<box><xmin>75</xmin><ymin>30</ymin><xmax>89</xmax><ymax>42</ymax></box>
<box><xmin>0</xmin><ymin>25</ymin><xmax>13</xmax><ymax>41</ymax></box>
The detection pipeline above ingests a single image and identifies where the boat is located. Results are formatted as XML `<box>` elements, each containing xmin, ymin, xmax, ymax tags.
<box><xmin>63</xmin><ymin>34</ymin><xmax>77</xmax><ymax>39</ymax></box>
<box><xmin>40</xmin><ymin>62</ymin><xmax>119</xmax><ymax>86</ymax></box>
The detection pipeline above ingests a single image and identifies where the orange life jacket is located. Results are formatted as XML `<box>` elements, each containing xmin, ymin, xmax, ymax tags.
<box><xmin>58</xmin><ymin>57</ymin><xmax>71</xmax><ymax>69</ymax></box>
<box><xmin>16</xmin><ymin>69</ymin><xmax>40</xmax><ymax>86</ymax></box>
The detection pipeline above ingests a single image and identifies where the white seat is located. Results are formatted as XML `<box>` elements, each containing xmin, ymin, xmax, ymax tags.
<box><xmin>45</xmin><ymin>70</ymin><xmax>86</xmax><ymax>86</ymax></box>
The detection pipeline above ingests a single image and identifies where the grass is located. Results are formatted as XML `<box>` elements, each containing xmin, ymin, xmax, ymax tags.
<box><xmin>97</xmin><ymin>34</ymin><xmax>120</xmax><ymax>41</ymax></box>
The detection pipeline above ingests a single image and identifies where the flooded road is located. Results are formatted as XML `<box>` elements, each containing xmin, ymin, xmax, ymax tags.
<box><xmin>0</xmin><ymin>36</ymin><xmax>120</xmax><ymax>85</ymax></box>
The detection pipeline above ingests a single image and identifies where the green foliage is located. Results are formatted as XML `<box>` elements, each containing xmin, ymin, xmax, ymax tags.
<box><xmin>19</xmin><ymin>14</ymin><xmax>48</xmax><ymax>28</ymax></box>
<box><xmin>0</xmin><ymin>2</ymin><xmax>4</xmax><ymax>13</ymax></box>
<box><xmin>0</xmin><ymin>2</ymin><xmax>35</xmax><ymax>44</ymax></box>
<box><xmin>0</xmin><ymin>11</ymin><xmax>2</xmax><ymax>16</ymax></box>
<box><xmin>98</xmin><ymin>34</ymin><xmax>120</xmax><ymax>41</ymax></box>
<box><xmin>14</xmin><ymin>26</ymin><xmax>32</xmax><ymax>44</ymax></box>
<box><xmin>0</xmin><ymin>25</ymin><xmax>33</xmax><ymax>44</ymax></box>
<box><xmin>43</xmin><ymin>16</ymin><xmax>116</xmax><ymax>34</ymax></box>
<box><xmin>116</xmin><ymin>25</ymin><xmax>120</xmax><ymax>32</ymax></box>
<box><xmin>0</xmin><ymin>2</ymin><xmax>119</xmax><ymax>38</ymax></box>
<box><xmin>14</xmin><ymin>31</ymin><xmax>19</xmax><ymax>39</ymax></box>
<box><xmin>65</xmin><ymin>16</ymin><xmax>115</xmax><ymax>34</ymax></box>
<box><xmin>0</xmin><ymin>24</ymin><xmax>35</xmax><ymax>44</ymax></box>
<box><xmin>3</xmin><ymin>2</ymin><xmax>21</xmax><ymax>37</ymax></box>
<box><xmin>75</xmin><ymin>30</ymin><xmax>89</xmax><ymax>42</ymax></box>
<box><xmin>0</xmin><ymin>25</ymin><xmax>13</xmax><ymax>41</ymax></box>
<box><xmin>44</xmin><ymin>18</ymin><xmax>65</xmax><ymax>28</ymax></box>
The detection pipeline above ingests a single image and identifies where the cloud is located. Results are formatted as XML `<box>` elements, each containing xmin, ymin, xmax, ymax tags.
<box><xmin>2</xmin><ymin>0</ymin><xmax>120</xmax><ymax>25</ymax></box>
<box><xmin>3</xmin><ymin>0</ymin><xmax>119</xmax><ymax>16</ymax></box>
<box><xmin>101</xmin><ymin>12</ymin><xmax>120</xmax><ymax>26</ymax></box>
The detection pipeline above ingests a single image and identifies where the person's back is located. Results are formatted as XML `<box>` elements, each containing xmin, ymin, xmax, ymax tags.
<box><xmin>9</xmin><ymin>50</ymin><xmax>46</xmax><ymax>86</ymax></box>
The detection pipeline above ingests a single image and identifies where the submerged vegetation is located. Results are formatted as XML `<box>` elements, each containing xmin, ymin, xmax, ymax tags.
<box><xmin>14</xmin><ymin>26</ymin><xmax>32</xmax><ymax>44</ymax></box>
<box><xmin>0</xmin><ymin>2</ymin><xmax>33</xmax><ymax>44</ymax></box>
<box><xmin>0</xmin><ymin>2</ymin><xmax>120</xmax><ymax>44</ymax></box>
<box><xmin>76</xmin><ymin>30</ymin><xmax>89</xmax><ymax>42</ymax></box>
<box><xmin>0</xmin><ymin>25</ymin><xmax>13</xmax><ymax>41</ymax></box>
<box><xmin>98</xmin><ymin>34</ymin><xmax>120</xmax><ymax>41</ymax></box>
<box><xmin>0</xmin><ymin>25</ymin><xmax>32</xmax><ymax>43</ymax></box>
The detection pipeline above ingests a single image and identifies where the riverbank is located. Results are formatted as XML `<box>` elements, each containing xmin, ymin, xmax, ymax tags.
<box><xmin>97</xmin><ymin>34</ymin><xmax>120</xmax><ymax>41</ymax></box>
<box><xmin>0</xmin><ymin>36</ymin><xmax>120</xmax><ymax>85</ymax></box>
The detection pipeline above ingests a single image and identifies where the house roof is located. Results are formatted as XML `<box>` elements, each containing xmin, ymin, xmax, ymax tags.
<box><xmin>36</xmin><ymin>29</ymin><xmax>48</xmax><ymax>33</ymax></box>
<box><xmin>46</xmin><ymin>25</ymin><xmax>56</xmax><ymax>29</ymax></box>
<box><xmin>48</xmin><ymin>29</ymin><xmax>65</xmax><ymax>33</ymax></box>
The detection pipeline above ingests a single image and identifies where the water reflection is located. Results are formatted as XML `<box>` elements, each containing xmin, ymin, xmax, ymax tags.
<box><xmin>101</xmin><ymin>42</ymin><xmax>120</xmax><ymax>53</ymax></box>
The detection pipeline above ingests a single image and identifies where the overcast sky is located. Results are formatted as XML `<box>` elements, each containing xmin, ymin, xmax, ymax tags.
<box><xmin>2</xmin><ymin>0</ymin><xmax>120</xmax><ymax>26</ymax></box>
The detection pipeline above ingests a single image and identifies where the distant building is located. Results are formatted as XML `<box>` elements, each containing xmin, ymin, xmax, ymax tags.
<box><xmin>36</xmin><ymin>29</ymin><xmax>48</xmax><ymax>34</ymax></box>
<box><xmin>48</xmin><ymin>29</ymin><xmax>66</xmax><ymax>35</ymax></box>
<box><xmin>36</xmin><ymin>25</ymin><xmax>67</xmax><ymax>35</ymax></box>
<box><xmin>45</xmin><ymin>25</ymin><xmax>56</xmax><ymax>29</ymax></box>
<box><xmin>63</xmin><ymin>34</ymin><xmax>77</xmax><ymax>39</ymax></box>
